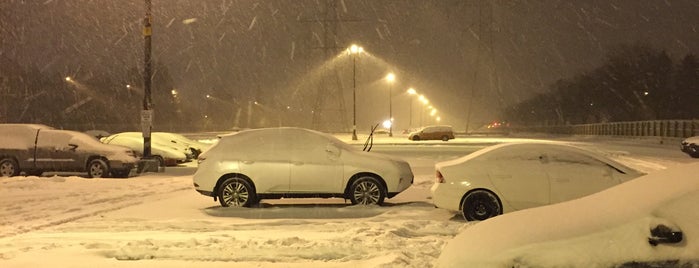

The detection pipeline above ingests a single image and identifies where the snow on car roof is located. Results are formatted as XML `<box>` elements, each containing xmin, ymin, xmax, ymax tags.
<box><xmin>437</xmin><ymin>162</ymin><xmax>699</xmax><ymax>267</ymax></box>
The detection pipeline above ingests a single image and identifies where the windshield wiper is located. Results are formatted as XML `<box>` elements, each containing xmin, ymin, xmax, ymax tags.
<box><xmin>363</xmin><ymin>123</ymin><xmax>379</xmax><ymax>152</ymax></box>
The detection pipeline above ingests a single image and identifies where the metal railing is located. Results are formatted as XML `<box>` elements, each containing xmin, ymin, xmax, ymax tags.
<box><xmin>510</xmin><ymin>120</ymin><xmax>699</xmax><ymax>138</ymax></box>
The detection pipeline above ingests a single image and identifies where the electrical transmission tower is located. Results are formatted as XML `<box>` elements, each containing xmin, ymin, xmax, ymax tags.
<box><xmin>463</xmin><ymin>0</ymin><xmax>500</xmax><ymax>133</ymax></box>
<box><xmin>301</xmin><ymin>0</ymin><xmax>360</xmax><ymax>132</ymax></box>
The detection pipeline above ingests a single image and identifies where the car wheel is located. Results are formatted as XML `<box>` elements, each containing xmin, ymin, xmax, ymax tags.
<box><xmin>349</xmin><ymin>176</ymin><xmax>385</xmax><ymax>205</ymax></box>
<box><xmin>0</xmin><ymin>158</ymin><xmax>20</xmax><ymax>177</ymax></box>
<box><xmin>441</xmin><ymin>135</ymin><xmax>450</xmax><ymax>141</ymax></box>
<box><xmin>87</xmin><ymin>159</ymin><xmax>108</xmax><ymax>178</ymax></box>
<box><xmin>153</xmin><ymin>155</ymin><xmax>165</xmax><ymax>167</ymax></box>
<box><xmin>689</xmin><ymin>145</ymin><xmax>699</xmax><ymax>158</ymax></box>
<box><xmin>412</xmin><ymin>136</ymin><xmax>420</xmax><ymax>141</ymax></box>
<box><xmin>461</xmin><ymin>190</ymin><xmax>502</xmax><ymax>221</ymax></box>
<box><xmin>218</xmin><ymin>177</ymin><xmax>257</xmax><ymax>207</ymax></box>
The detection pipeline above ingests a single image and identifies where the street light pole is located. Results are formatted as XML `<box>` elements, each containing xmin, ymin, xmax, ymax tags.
<box><xmin>386</xmin><ymin>73</ymin><xmax>395</xmax><ymax>137</ymax></box>
<box><xmin>407</xmin><ymin>88</ymin><xmax>416</xmax><ymax>129</ymax></box>
<box><xmin>352</xmin><ymin>53</ymin><xmax>358</xmax><ymax>140</ymax></box>
<box><xmin>349</xmin><ymin>44</ymin><xmax>363</xmax><ymax>141</ymax></box>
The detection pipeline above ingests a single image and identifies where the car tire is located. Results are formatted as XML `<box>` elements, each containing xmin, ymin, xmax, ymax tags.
<box><xmin>461</xmin><ymin>190</ymin><xmax>502</xmax><ymax>221</ymax></box>
<box><xmin>87</xmin><ymin>159</ymin><xmax>108</xmax><ymax>178</ymax></box>
<box><xmin>0</xmin><ymin>158</ymin><xmax>20</xmax><ymax>177</ymax></box>
<box><xmin>412</xmin><ymin>136</ymin><xmax>421</xmax><ymax>141</ymax></box>
<box><xmin>218</xmin><ymin>177</ymin><xmax>257</xmax><ymax>207</ymax></box>
<box><xmin>349</xmin><ymin>176</ymin><xmax>386</xmax><ymax>205</ymax></box>
<box><xmin>151</xmin><ymin>155</ymin><xmax>164</xmax><ymax>167</ymax></box>
<box><xmin>441</xmin><ymin>135</ymin><xmax>450</xmax><ymax>141</ymax></box>
<box><xmin>689</xmin><ymin>145</ymin><xmax>699</xmax><ymax>158</ymax></box>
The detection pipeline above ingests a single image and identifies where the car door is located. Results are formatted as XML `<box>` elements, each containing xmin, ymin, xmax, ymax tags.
<box><xmin>237</xmin><ymin>132</ymin><xmax>291</xmax><ymax>193</ymax></box>
<box><xmin>544</xmin><ymin>148</ymin><xmax>620</xmax><ymax>204</ymax></box>
<box><xmin>485</xmin><ymin>146</ymin><xmax>550</xmax><ymax>210</ymax></box>
<box><xmin>288</xmin><ymin>131</ymin><xmax>343</xmax><ymax>193</ymax></box>
<box><xmin>35</xmin><ymin>131</ymin><xmax>77</xmax><ymax>171</ymax></box>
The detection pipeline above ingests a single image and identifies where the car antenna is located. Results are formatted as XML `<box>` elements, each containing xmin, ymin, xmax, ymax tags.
<box><xmin>363</xmin><ymin>123</ymin><xmax>379</xmax><ymax>152</ymax></box>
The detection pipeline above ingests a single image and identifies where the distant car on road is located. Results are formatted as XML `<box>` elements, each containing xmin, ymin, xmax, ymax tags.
<box><xmin>408</xmin><ymin>125</ymin><xmax>455</xmax><ymax>141</ymax></box>
<box><xmin>193</xmin><ymin>127</ymin><xmax>414</xmax><ymax>207</ymax></box>
<box><xmin>680</xmin><ymin>136</ymin><xmax>699</xmax><ymax>158</ymax></box>
<box><xmin>436</xmin><ymin>163</ymin><xmax>699</xmax><ymax>267</ymax></box>
<box><xmin>0</xmin><ymin>124</ymin><xmax>138</xmax><ymax>178</ymax></box>
<box><xmin>431</xmin><ymin>142</ymin><xmax>645</xmax><ymax>221</ymax></box>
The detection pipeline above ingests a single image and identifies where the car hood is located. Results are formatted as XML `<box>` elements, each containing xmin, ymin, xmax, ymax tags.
<box><xmin>683</xmin><ymin>136</ymin><xmax>699</xmax><ymax>144</ymax></box>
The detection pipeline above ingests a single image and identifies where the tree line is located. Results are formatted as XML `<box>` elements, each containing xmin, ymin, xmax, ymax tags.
<box><xmin>503</xmin><ymin>44</ymin><xmax>699</xmax><ymax>126</ymax></box>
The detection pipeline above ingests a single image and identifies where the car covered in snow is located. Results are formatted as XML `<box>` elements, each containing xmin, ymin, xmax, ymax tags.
<box><xmin>193</xmin><ymin>127</ymin><xmax>414</xmax><ymax>207</ymax></box>
<box><xmin>680</xmin><ymin>136</ymin><xmax>699</xmax><ymax>158</ymax></box>
<box><xmin>101</xmin><ymin>132</ymin><xmax>190</xmax><ymax>167</ymax></box>
<box><xmin>431</xmin><ymin>142</ymin><xmax>645</xmax><ymax>221</ymax></box>
<box><xmin>408</xmin><ymin>125</ymin><xmax>455</xmax><ymax>141</ymax></box>
<box><xmin>0</xmin><ymin>124</ymin><xmax>138</xmax><ymax>178</ymax></box>
<box><xmin>436</xmin><ymin>162</ymin><xmax>699</xmax><ymax>267</ymax></box>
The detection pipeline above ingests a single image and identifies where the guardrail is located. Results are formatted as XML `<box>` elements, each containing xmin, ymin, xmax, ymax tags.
<box><xmin>510</xmin><ymin>120</ymin><xmax>699</xmax><ymax>138</ymax></box>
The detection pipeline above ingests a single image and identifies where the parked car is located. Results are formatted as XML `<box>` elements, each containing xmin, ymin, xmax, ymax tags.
<box><xmin>193</xmin><ymin>127</ymin><xmax>414</xmax><ymax>207</ymax></box>
<box><xmin>680</xmin><ymin>136</ymin><xmax>699</xmax><ymax>158</ymax></box>
<box><xmin>0</xmin><ymin>124</ymin><xmax>138</xmax><ymax>178</ymax></box>
<box><xmin>408</xmin><ymin>125</ymin><xmax>455</xmax><ymax>141</ymax></box>
<box><xmin>436</xmin><ymin>162</ymin><xmax>699</xmax><ymax>267</ymax></box>
<box><xmin>101</xmin><ymin>133</ymin><xmax>188</xmax><ymax>167</ymax></box>
<box><xmin>431</xmin><ymin>142</ymin><xmax>645</xmax><ymax>221</ymax></box>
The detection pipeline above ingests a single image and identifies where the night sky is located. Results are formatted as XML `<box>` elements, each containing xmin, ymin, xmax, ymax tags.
<box><xmin>2</xmin><ymin>0</ymin><xmax>698</xmax><ymax>131</ymax></box>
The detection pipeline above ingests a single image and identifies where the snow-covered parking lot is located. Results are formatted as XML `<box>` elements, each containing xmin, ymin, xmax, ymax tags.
<box><xmin>0</xmin><ymin>134</ymin><xmax>694</xmax><ymax>267</ymax></box>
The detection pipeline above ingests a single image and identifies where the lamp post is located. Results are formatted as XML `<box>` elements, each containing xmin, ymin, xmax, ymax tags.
<box><xmin>348</xmin><ymin>44</ymin><xmax>363</xmax><ymax>140</ymax></box>
<box><xmin>385</xmin><ymin>73</ymin><xmax>395</xmax><ymax>137</ymax></box>
<box><xmin>418</xmin><ymin>95</ymin><xmax>428</xmax><ymax>126</ymax></box>
<box><xmin>407</xmin><ymin>88</ymin><xmax>416</xmax><ymax>129</ymax></box>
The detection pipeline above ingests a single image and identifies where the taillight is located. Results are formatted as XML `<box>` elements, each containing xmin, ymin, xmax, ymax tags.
<box><xmin>436</xmin><ymin>170</ymin><xmax>445</xmax><ymax>183</ymax></box>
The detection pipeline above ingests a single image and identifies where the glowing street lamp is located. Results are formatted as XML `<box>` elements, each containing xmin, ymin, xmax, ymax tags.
<box><xmin>347</xmin><ymin>44</ymin><xmax>364</xmax><ymax>140</ymax></box>
<box><xmin>385</xmin><ymin>72</ymin><xmax>396</xmax><ymax>136</ymax></box>
<box><xmin>64</xmin><ymin>76</ymin><xmax>72</xmax><ymax>82</ymax></box>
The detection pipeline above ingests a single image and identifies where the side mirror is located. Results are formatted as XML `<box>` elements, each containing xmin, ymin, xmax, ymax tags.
<box><xmin>325</xmin><ymin>143</ymin><xmax>341</xmax><ymax>157</ymax></box>
<box><xmin>68</xmin><ymin>144</ymin><xmax>78</xmax><ymax>151</ymax></box>
<box><xmin>648</xmin><ymin>224</ymin><xmax>683</xmax><ymax>246</ymax></box>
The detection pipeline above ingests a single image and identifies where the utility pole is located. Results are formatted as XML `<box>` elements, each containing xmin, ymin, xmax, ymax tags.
<box><xmin>142</xmin><ymin>0</ymin><xmax>153</xmax><ymax>158</ymax></box>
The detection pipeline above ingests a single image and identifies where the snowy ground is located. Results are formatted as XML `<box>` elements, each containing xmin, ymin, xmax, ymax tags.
<box><xmin>0</xmin><ymin>134</ymin><xmax>694</xmax><ymax>267</ymax></box>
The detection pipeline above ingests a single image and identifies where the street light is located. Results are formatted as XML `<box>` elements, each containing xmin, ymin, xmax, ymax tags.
<box><xmin>347</xmin><ymin>44</ymin><xmax>363</xmax><ymax>140</ymax></box>
<box><xmin>385</xmin><ymin>72</ymin><xmax>396</xmax><ymax>137</ymax></box>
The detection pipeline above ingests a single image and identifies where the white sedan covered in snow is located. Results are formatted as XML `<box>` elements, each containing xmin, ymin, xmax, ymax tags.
<box><xmin>436</xmin><ymin>162</ymin><xmax>699</xmax><ymax>267</ymax></box>
<box><xmin>431</xmin><ymin>142</ymin><xmax>644</xmax><ymax>221</ymax></box>
<box><xmin>101</xmin><ymin>133</ymin><xmax>188</xmax><ymax>167</ymax></box>
<box><xmin>193</xmin><ymin>127</ymin><xmax>414</xmax><ymax>207</ymax></box>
